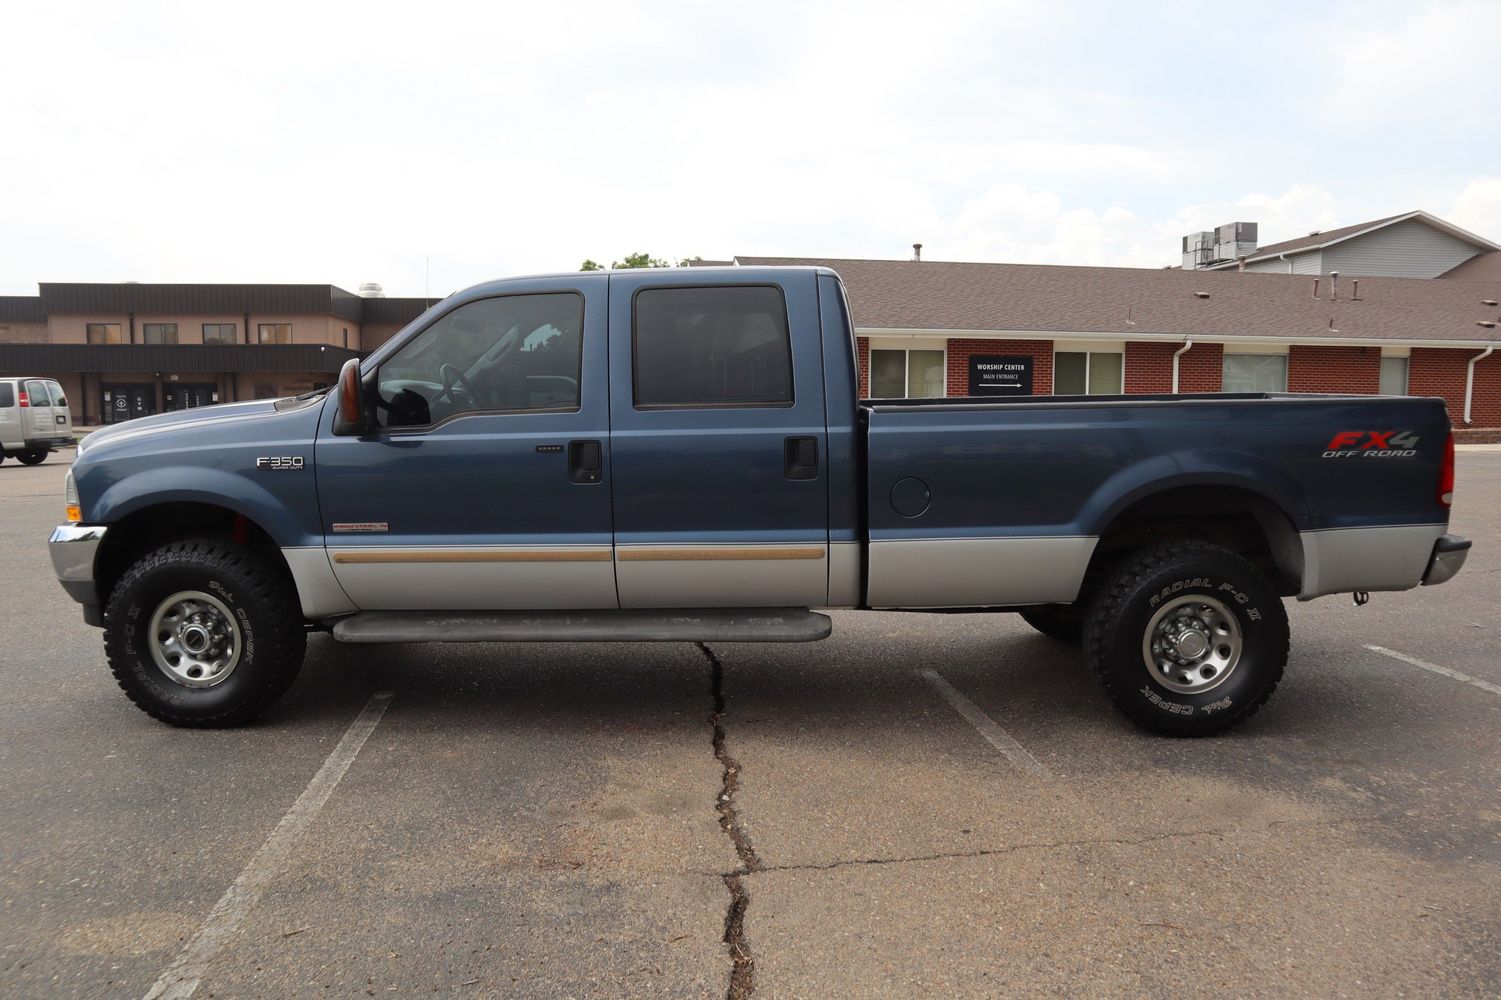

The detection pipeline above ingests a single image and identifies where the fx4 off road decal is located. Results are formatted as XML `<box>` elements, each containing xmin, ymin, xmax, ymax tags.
<box><xmin>1322</xmin><ymin>430</ymin><xmax>1419</xmax><ymax>459</ymax></box>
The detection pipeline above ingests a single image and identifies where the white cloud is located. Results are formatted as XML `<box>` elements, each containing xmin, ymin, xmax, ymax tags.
<box><xmin>1451</xmin><ymin>178</ymin><xmax>1501</xmax><ymax>242</ymax></box>
<box><xmin>1328</xmin><ymin>2</ymin><xmax>1501</xmax><ymax>127</ymax></box>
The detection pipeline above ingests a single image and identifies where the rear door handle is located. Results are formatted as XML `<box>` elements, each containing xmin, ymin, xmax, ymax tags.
<box><xmin>568</xmin><ymin>439</ymin><xmax>602</xmax><ymax>484</ymax></box>
<box><xmin>783</xmin><ymin>436</ymin><xmax>818</xmax><ymax>480</ymax></box>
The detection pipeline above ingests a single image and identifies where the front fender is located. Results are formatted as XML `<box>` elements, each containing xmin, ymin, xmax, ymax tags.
<box><xmin>91</xmin><ymin>466</ymin><xmax>321</xmax><ymax>548</ymax></box>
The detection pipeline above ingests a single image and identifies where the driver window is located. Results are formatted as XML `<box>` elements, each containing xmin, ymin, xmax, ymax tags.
<box><xmin>376</xmin><ymin>292</ymin><xmax>583</xmax><ymax>428</ymax></box>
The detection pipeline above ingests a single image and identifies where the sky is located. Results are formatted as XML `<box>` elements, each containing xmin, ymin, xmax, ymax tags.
<box><xmin>3</xmin><ymin>0</ymin><xmax>1499</xmax><ymax>296</ymax></box>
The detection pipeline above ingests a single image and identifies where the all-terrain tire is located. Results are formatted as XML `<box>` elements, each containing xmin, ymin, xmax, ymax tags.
<box><xmin>1018</xmin><ymin>604</ymin><xmax>1084</xmax><ymax>643</ymax></box>
<box><xmin>103</xmin><ymin>540</ymin><xmax>306</xmax><ymax>727</ymax></box>
<box><xmin>1083</xmin><ymin>540</ymin><xmax>1288</xmax><ymax>737</ymax></box>
<box><xmin>17</xmin><ymin>449</ymin><xmax>47</xmax><ymax>465</ymax></box>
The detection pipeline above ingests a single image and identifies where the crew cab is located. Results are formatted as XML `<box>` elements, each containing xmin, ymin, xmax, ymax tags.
<box><xmin>49</xmin><ymin>267</ymin><xmax>1471</xmax><ymax>735</ymax></box>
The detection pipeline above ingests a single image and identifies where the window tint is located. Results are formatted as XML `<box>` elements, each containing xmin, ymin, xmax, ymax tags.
<box><xmin>0</xmin><ymin>383</ymin><xmax>13</xmax><ymax>407</ymax></box>
<box><xmin>377</xmin><ymin>292</ymin><xmax>583</xmax><ymax>428</ymax></box>
<box><xmin>633</xmin><ymin>286</ymin><xmax>792</xmax><ymax>408</ymax></box>
<box><xmin>1223</xmin><ymin>354</ymin><xmax>1288</xmax><ymax>393</ymax></box>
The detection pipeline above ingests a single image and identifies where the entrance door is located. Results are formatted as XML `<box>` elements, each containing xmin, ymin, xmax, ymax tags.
<box><xmin>101</xmin><ymin>384</ymin><xmax>155</xmax><ymax>423</ymax></box>
<box><xmin>607</xmin><ymin>272</ymin><xmax>829</xmax><ymax>608</ymax></box>
<box><xmin>316</xmin><ymin>275</ymin><xmax>616</xmax><ymax>611</ymax></box>
<box><xmin>163</xmin><ymin>383</ymin><xmax>219</xmax><ymax>411</ymax></box>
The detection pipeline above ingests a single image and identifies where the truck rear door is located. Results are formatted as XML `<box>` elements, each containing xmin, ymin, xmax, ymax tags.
<box><xmin>606</xmin><ymin>270</ymin><xmax>830</xmax><ymax>608</ymax></box>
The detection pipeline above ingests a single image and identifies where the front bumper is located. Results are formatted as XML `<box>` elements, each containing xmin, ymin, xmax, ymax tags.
<box><xmin>1421</xmin><ymin>534</ymin><xmax>1471</xmax><ymax>587</ymax></box>
<box><xmin>50</xmin><ymin>524</ymin><xmax>106</xmax><ymax>622</ymax></box>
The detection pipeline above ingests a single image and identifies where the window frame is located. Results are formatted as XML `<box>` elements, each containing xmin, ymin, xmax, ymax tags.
<box><xmin>629</xmin><ymin>283</ymin><xmax>796</xmax><ymax>411</ymax></box>
<box><xmin>1379</xmin><ymin>355</ymin><xmax>1410</xmax><ymax>396</ymax></box>
<box><xmin>86</xmin><ymin>322</ymin><xmax>122</xmax><ymax>345</ymax></box>
<box><xmin>202</xmin><ymin>322</ymin><xmax>238</xmax><ymax>345</ymax></box>
<box><xmin>1052</xmin><ymin>349</ymin><xmax>1124</xmax><ymax>395</ymax></box>
<box><xmin>375</xmin><ymin>290</ymin><xmax>587</xmax><ymax>433</ymax></box>
<box><xmin>142</xmin><ymin>322</ymin><xmax>179</xmax><ymax>345</ymax></box>
<box><xmin>868</xmin><ymin>346</ymin><xmax>948</xmax><ymax>399</ymax></box>
<box><xmin>1221</xmin><ymin>352</ymin><xmax>1289</xmax><ymax>394</ymax></box>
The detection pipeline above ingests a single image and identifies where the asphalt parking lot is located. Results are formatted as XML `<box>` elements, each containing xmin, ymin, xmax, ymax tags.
<box><xmin>1</xmin><ymin>450</ymin><xmax>1498</xmax><ymax>998</ymax></box>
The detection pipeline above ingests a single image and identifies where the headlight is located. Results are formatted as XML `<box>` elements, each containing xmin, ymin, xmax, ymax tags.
<box><xmin>65</xmin><ymin>470</ymin><xmax>81</xmax><ymax>523</ymax></box>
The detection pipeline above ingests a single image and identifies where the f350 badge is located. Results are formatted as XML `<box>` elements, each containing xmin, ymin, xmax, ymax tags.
<box><xmin>255</xmin><ymin>456</ymin><xmax>305</xmax><ymax>470</ymax></box>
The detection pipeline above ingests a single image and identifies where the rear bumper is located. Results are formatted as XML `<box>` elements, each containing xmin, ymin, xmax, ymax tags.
<box><xmin>24</xmin><ymin>436</ymin><xmax>72</xmax><ymax>450</ymax></box>
<box><xmin>1421</xmin><ymin>534</ymin><xmax>1471</xmax><ymax>587</ymax></box>
<box><xmin>50</xmin><ymin>524</ymin><xmax>106</xmax><ymax>619</ymax></box>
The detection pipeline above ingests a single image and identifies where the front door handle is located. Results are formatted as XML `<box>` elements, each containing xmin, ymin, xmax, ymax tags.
<box><xmin>568</xmin><ymin>439</ymin><xmax>602</xmax><ymax>484</ymax></box>
<box><xmin>784</xmin><ymin>436</ymin><xmax>818</xmax><ymax>480</ymax></box>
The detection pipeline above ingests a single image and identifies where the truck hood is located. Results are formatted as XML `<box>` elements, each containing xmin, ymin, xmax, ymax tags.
<box><xmin>78</xmin><ymin>397</ymin><xmax>308</xmax><ymax>454</ymax></box>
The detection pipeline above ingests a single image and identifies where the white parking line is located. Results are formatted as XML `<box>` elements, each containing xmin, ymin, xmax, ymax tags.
<box><xmin>1366</xmin><ymin>645</ymin><xmax>1501</xmax><ymax>697</ymax></box>
<box><xmin>143</xmin><ymin>691</ymin><xmax>395</xmax><ymax>1000</ymax></box>
<box><xmin>918</xmin><ymin>669</ymin><xmax>1051</xmax><ymax>778</ymax></box>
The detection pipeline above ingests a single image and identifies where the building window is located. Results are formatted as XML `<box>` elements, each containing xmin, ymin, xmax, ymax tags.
<box><xmin>342</xmin><ymin>327</ymin><xmax>349</xmax><ymax>348</ymax></box>
<box><xmin>1379</xmin><ymin>356</ymin><xmax>1409</xmax><ymax>396</ymax></box>
<box><xmin>257</xmin><ymin>323</ymin><xmax>292</xmax><ymax>344</ymax></box>
<box><xmin>1223</xmin><ymin>353</ymin><xmax>1288</xmax><ymax>393</ymax></box>
<box><xmin>203</xmin><ymin>323</ymin><xmax>237</xmax><ymax>344</ymax></box>
<box><xmin>870</xmin><ymin>348</ymin><xmax>945</xmax><ymax>398</ymax></box>
<box><xmin>1054</xmin><ymin>351</ymin><xmax>1123</xmax><ymax>395</ymax></box>
<box><xmin>142</xmin><ymin>323</ymin><xmax>178</xmax><ymax>345</ymax></box>
<box><xmin>633</xmin><ymin>286</ymin><xmax>794</xmax><ymax>408</ymax></box>
<box><xmin>86</xmin><ymin>323</ymin><xmax>122</xmax><ymax>344</ymax></box>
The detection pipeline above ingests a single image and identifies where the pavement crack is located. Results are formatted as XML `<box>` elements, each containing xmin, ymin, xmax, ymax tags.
<box><xmin>700</xmin><ymin>641</ymin><xmax>758</xmax><ymax>999</ymax></box>
<box><xmin>737</xmin><ymin>813</ymin><xmax>1400</xmax><ymax>876</ymax></box>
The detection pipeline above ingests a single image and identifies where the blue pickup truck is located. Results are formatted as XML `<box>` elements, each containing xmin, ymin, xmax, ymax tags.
<box><xmin>49</xmin><ymin>266</ymin><xmax>1470</xmax><ymax>735</ymax></box>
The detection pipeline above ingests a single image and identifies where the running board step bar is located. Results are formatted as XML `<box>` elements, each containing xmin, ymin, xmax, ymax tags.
<box><xmin>330</xmin><ymin>608</ymin><xmax>833</xmax><ymax>644</ymax></box>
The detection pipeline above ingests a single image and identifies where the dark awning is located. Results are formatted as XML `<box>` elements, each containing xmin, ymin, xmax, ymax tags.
<box><xmin>0</xmin><ymin>343</ymin><xmax>362</xmax><ymax>374</ymax></box>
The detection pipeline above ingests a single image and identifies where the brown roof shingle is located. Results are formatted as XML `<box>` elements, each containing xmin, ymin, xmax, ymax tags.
<box><xmin>735</xmin><ymin>255</ymin><xmax>1501</xmax><ymax>345</ymax></box>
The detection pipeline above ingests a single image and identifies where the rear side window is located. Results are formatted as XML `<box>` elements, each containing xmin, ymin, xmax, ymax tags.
<box><xmin>0</xmin><ymin>383</ymin><xmax>13</xmax><ymax>408</ymax></box>
<box><xmin>633</xmin><ymin>285</ymin><xmax>793</xmax><ymax>408</ymax></box>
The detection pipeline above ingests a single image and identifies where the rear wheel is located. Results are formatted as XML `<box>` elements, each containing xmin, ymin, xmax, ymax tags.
<box><xmin>1018</xmin><ymin>604</ymin><xmax>1084</xmax><ymax>643</ymax></box>
<box><xmin>17</xmin><ymin>449</ymin><xmax>47</xmax><ymax>465</ymax></box>
<box><xmin>1084</xmin><ymin>540</ymin><xmax>1288</xmax><ymax>737</ymax></box>
<box><xmin>103</xmin><ymin>540</ymin><xmax>306</xmax><ymax>727</ymax></box>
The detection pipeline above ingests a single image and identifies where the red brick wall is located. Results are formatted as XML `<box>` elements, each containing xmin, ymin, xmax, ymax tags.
<box><xmin>1411</xmin><ymin>347</ymin><xmax>1501</xmax><ymax>428</ymax></box>
<box><xmin>945</xmin><ymin>339</ymin><xmax>1055</xmax><ymax>396</ymax></box>
<box><xmin>856</xmin><ymin>337</ymin><xmax>869</xmax><ymax>398</ymax></box>
<box><xmin>1288</xmin><ymin>344</ymin><xmax>1381</xmax><ymax>394</ymax></box>
<box><xmin>1124</xmin><ymin>341</ymin><xmax>1224</xmax><ymax>393</ymax></box>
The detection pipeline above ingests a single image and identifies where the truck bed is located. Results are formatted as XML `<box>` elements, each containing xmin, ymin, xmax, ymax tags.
<box><xmin>860</xmin><ymin>392</ymin><xmax>1452</xmax><ymax>608</ymax></box>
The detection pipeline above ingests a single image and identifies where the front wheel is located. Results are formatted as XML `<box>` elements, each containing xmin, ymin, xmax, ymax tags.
<box><xmin>17</xmin><ymin>449</ymin><xmax>48</xmax><ymax>465</ymax></box>
<box><xmin>104</xmin><ymin>540</ymin><xmax>306</xmax><ymax>727</ymax></box>
<box><xmin>1084</xmin><ymin>540</ymin><xmax>1288</xmax><ymax>737</ymax></box>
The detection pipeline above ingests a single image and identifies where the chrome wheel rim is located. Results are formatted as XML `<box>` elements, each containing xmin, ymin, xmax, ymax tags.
<box><xmin>148</xmin><ymin>590</ymin><xmax>242</xmax><ymax>689</ymax></box>
<box><xmin>1142</xmin><ymin>594</ymin><xmax>1241</xmax><ymax>695</ymax></box>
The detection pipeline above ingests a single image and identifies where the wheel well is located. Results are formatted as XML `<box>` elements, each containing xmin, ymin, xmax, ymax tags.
<box><xmin>1086</xmin><ymin>486</ymin><xmax>1303</xmax><ymax>598</ymax></box>
<box><xmin>94</xmin><ymin>503</ymin><xmax>292</xmax><ymax>604</ymax></box>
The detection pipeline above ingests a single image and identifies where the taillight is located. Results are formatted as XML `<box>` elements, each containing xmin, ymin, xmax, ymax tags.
<box><xmin>17</xmin><ymin>390</ymin><xmax>28</xmax><ymax>408</ymax></box>
<box><xmin>1438</xmin><ymin>432</ymin><xmax>1455</xmax><ymax>508</ymax></box>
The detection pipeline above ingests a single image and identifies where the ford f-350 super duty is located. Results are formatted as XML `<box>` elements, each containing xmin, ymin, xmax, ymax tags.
<box><xmin>49</xmin><ymin>267</ymin><xmax>1471</xmax><ymax>735</ymax></box>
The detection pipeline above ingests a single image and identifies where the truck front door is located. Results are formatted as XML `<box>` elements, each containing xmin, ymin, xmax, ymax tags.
<box><xmin>606</xmin><ymin>272</ymin><xmax>829</xmax><ymax>608</ymax></box>
<box><xmin>315</xmin><ymin>276</ymin><xmax>615</xmax><ymax>610</ymax></box>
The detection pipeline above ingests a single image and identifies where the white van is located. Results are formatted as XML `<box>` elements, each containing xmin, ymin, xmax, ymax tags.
<box><xmin>0</xmin><ymin>377</ymin><xmax>75</xmax><ymax>465</ymax></box>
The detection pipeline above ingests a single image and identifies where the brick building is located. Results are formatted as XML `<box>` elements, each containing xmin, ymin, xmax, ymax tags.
<box><xmin>730</xmin><ymin>211</ymin><xmax>1501</xmax><ymax>437</ymax></box>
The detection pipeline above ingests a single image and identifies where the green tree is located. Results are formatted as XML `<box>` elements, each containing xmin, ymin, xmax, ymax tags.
<box><xmin>579</xmin><ymin>253</ymin><xmax>695</xmax><ymax>271</ymax></box>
